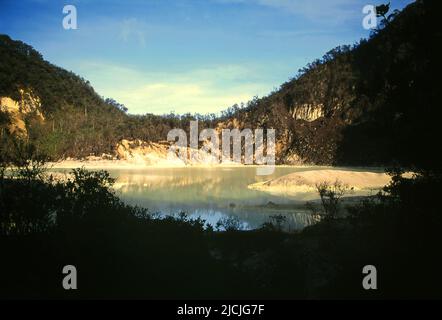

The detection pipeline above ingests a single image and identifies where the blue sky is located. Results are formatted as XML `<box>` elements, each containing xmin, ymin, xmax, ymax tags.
<box><xmin>0</xmin><ymin>0</ymin><xmax>413</xmax><ymax>115</ymax></box>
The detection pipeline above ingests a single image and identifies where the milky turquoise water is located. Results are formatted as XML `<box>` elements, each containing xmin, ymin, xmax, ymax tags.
<box><xmin>54</xmin><ymin>166</ymin><xmax>384</xmax><ymax>230</ymax></box>
<box><xmin>108</xmin><ymin>166</ymin><xmax>328</xmax><ymax>230</ymax></box>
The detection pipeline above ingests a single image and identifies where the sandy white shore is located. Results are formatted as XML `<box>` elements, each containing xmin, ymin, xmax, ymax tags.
<box><xmin>248</xmin><ymin>169</ymin><xmax>414</xmax><ymax>197</ymax></box>
<box><xmin>48</xmin><ymin>159</ymin><xmax>183</xmax><ymax>169</ymax></box>
<box><xmin>47</xmin><ymin>159</ymin><xmax>279</xmax><ymax>170</ymax></box>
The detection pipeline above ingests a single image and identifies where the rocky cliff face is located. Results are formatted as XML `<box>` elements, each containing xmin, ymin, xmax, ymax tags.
<box><xmin>0</xmin><ymin>89</ymin><xmax>44</xmax><ymax>137</ymax></box>
<box><xmin>115</xmin><ymin>139</ymin><xmax>172</xmax><ymax>165</ymax></box>
<box><xmin>115</xmin><ymin>139</ymin><xmax>222</xmax><ymax>165</ymax></box>
<box><xmin>292</xmin><ymin>104</ymin><xmax>324</xmax><ymax>122</ymax></box>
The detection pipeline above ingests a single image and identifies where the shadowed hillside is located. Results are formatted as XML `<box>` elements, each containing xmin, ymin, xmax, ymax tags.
<box><xmin>223</xmin><ymin>0</ymin><xmax>441</xmax><ymax>169</ymax></box>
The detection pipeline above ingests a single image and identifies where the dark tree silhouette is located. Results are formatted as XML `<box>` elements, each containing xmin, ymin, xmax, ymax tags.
<box><xmin>376</xmin><ymin>2</ymin><xmax>391</xmax><ymax>25</ymax></box>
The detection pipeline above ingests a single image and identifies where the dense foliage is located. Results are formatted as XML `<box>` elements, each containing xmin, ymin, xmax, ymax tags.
<box><xmin>1</xmin><ymin>150</ymin><xmax>441</xmax><ymax>298</ymax></box>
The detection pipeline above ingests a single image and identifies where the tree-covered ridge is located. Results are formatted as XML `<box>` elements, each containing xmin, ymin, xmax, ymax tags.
<box><xmin>226</xmin><ymin>0</ymin><xmax>440</xmax><ymax>169</ymax></box>
<box><xmin>0</xmin><ymin>35</ymin><xmax>219</xmax><ymax>158</ymax></box>
<box><xmin>0</xmin><ymin>34</ymin><xmax>123</xmax><ymax>157</ymax></box>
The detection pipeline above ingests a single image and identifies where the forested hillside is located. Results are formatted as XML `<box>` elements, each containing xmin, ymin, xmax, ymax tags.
<box><xmin>226</xmin><ymin>0</ymin><xmax>441</xmax><ymax>169</ymax></box>
<box><xmin>0</xmin><ymin>36</ymin><xmax>217</xmax><ymax>158</ymax></box>
<box><xmin>1</xmin><ymin>0</ymin><xmax>440</xmax><ymax>168</ymax></box>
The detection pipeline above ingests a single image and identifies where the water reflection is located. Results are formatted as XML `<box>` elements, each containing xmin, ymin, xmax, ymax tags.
<box><xmin>107</xmin><ymin>167</ymin><xmax>323</xmax><ymax>230</ymax></box>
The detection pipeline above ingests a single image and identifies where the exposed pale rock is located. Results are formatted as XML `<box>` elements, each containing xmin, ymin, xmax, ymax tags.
<box><xmin>0</xmin><ymin>89</ymin><xmax>44</xmax><ymax>137</ymax></box>
<box><xmin>292</xmin><ymin>104</ymin><xmax>324</xmax><ymax>121</ymax></box>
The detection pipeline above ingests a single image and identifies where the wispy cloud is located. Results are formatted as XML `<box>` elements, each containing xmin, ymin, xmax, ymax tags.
<box><xmin>71</xmin><ymin>61</ymin><xmax>273</xmax><ymax>115</ymax></box>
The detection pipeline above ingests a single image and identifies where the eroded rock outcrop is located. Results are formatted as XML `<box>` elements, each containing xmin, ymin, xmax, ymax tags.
<box><xmin>115</xmin><ymin>139</ymin><xmax>173</xmax><ymax>165</ymax></box>
<box><xmin>0</xmin><ymin>89</ymin><xmax>44</xmax><ymax>137</ymax></box>
<box><xmin>292</xmin><ymin>104</ymin><xmax>325</xmax><ymax>122</ymax></box>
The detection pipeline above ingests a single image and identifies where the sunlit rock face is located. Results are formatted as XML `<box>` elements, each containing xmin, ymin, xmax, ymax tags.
<box><xmin>115</xmin><ymin>139</ymin><xmax>174</xmax><ymax>165</ymax></box>
<box><xmin>115</xmin><ymin>139</ymin><xmax>218</xmax><ymax>166</ymax></box>
<box><xmin>292</xmin><ymin>104</ymin><xmax>324</xmax><ymax>122</ymax></box>
<box><xmin>0</xmin><ymin>89</ymin><xmax>44</xmax><ymax>137</ymax></box>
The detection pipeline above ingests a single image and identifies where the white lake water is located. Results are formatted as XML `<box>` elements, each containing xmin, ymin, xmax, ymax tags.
<box><xmin>55</xmin><ymin>166</ymin><xmax>384</xmax><ymax>230</ymax></box>
<box><xmin>107</xmin><ymin>166</ymin><xmax>331</xmax><ymax>230</ymax></box>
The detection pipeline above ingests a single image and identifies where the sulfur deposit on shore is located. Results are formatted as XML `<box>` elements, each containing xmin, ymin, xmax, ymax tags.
<box><xmin>50</xmin><ymin>139</ymin><xmax>183</xmax><ymax>169</ymax></box>
<box><xmin>248</xmin><ymin>169</ymin><xmax>414</xmax><ymax>198</ymax></box>
<box><xmin>50</xmin><ymin>138</ymin><xmax>253</xmax><ymax>169</ymax></box>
